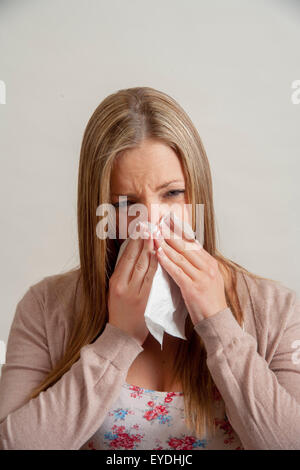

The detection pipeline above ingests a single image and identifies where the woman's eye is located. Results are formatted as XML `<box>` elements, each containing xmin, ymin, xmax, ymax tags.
<box><xmin>113</xmin><ymin>200</ymin><xmax>133</xmax><ymax>208</ymax></box>
<box><xmin>112</xmin><ymin>190</ymin><xmax>185</xmax><ymax>208</ymax></box>
<box><xmin>165</xmin><ymin>189</ymin><xmax>185</xmax><ymax>198</ymax></box>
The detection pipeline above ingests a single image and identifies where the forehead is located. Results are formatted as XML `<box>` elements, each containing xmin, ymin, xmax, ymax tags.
<box><xmin>111</xmin><ymin>139</ymin><xmax>185</xmax><ymax>188</ymax></box>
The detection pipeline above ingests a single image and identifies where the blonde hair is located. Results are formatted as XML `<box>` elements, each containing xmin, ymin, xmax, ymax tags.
<box><xmin>28</xmin><ymin>86</ymin><xmax>276</xmax><ymax>441</ymax></box>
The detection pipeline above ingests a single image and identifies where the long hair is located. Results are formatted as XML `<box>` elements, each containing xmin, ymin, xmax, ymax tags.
<box><xmin>27</xmin><ymin>86</ymin><xmax>276</xmax><ymax>440</ymax></box>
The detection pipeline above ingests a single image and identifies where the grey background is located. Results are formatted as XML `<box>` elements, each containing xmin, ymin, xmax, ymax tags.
<box><xmin>0</xmin><ymin>0</ymin><xmax>300</xmax><ymax>373</ymax></box>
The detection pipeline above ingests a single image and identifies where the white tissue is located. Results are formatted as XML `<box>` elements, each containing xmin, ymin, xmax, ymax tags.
<box><xmin>115</xmin><ymin>217</ymin><xmax>190</xmax><ymax>349</ymax></box>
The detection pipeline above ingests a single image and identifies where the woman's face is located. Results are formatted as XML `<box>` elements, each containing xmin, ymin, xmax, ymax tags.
<box><xmin>110</xmin><ymin>138</ymin><xmax>191</xmax><ymax>246</ymax></box>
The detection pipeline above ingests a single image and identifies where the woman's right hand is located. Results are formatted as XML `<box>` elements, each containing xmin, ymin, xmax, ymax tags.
<box><xmin>107</xmin><ymin>222</ymin><xmax>159</xmax><ymax>346</ymax></box>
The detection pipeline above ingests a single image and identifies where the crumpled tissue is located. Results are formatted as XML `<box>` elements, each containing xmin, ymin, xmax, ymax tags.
<box><xmin>115</xmin><ymin>214</ymin><xmax>194</xmax><ymax>349</ymax></box>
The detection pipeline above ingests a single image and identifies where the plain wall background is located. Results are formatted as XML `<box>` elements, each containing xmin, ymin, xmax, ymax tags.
<box><xmin>0</xmin><ymin>0</ymin><xmax>299</xmax><ymax>374</ymax></box>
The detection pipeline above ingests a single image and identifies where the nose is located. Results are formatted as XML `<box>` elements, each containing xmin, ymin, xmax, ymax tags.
<box><xmin>139</xmin><ymin>201</ymin><xmax>164</xmax><ymax>226</ymax></box>
<box><xmin>140</xmin><ymin>201</ymin><xmax>172</xmax><ymax>233</ymax></box>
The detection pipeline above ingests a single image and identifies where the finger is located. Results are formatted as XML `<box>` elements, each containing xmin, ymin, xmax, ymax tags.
<box><xmin>162</xmin><ymin>215</ymin><xmax>211</xmax><ymax>258</ymax></box>
<box><xmin>155</xmin><ymin>243</ymin><xmax>191</xmax><ymax>290</ymax></box>
<box><xmin>160</xmin><ymin>214</ymin><xmax>207</xmax><ymax>254</ymax></box>
<box><xmin>168</xmin><ymin>212</ymin><xmax>196</xmax><ymax>242</ymax></box>
<box><xmin>129</xmin><ymin>231</ymin><xmax>154</xmax><ymax>286</ymax></box>
<box><xmin>114</xmin><ymin>225</ymin><xmax>144</xmax><ymax>284</ymax></box>
<box><xmin>155</xmin><ymin>236</ymin><xmax>199</xmax><ymax>281</ymax></box>
<box><xmin>139</xmin><ymin>240</ymin><xmax>158</xmax><ymax>297</ymax></box>
<box><xmin>159</xmin><ymin>221</ymin><xmax>210</xmax><ymax>273</ymax></box>
<box><xmin>160</xmin><ymin>218</ymin><xmax>199</xmax><ymax>250</ymax></box>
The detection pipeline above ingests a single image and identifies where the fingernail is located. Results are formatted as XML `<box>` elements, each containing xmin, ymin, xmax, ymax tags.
<box><xmin>160</xmin><ymin>214</ymin><xmax>171</xmax><ymax>226</ymax></box>
<box><xmin>154</xmin><ymin>228</ymin><xmax>163</xmax><ymax>239</ymax></box>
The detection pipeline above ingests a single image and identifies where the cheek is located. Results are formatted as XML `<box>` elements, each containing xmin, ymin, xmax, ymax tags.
<box><xmin>115</xmin><ymin>210</ymin><xmax>127</xmax><ymax>238</ymax></box>
<box><xmin>183</xmin><ymin>204</ymin><xmax>193</xmax><ymax>227</ymax></box>
<box><xmin>172</xmin><ymin>203</ymin><xmax>192</xmax><ymax>227</ymax></box>
<box><xmin>115</xmin><ymin>211</ymin><xmax>138</xmax><ymax>239</ymax></box>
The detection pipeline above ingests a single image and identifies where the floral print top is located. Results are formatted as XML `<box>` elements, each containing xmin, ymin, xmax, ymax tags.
<box><xmin>80</xmin><ymin>381</ymin><xmax>244</xmax><ymax>450</ymax></box>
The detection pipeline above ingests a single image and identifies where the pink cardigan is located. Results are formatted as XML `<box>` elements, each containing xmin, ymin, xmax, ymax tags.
<box><xmin>0</xmin><ymin>268</ymin><xmax>299</xmax><ymax>450</ymax></box>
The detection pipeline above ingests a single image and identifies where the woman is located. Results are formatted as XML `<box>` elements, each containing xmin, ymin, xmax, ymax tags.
<box><xmin>0</xmin><ymin>87</ymin><xmax>299</xmax><ymax>450</ymax></box>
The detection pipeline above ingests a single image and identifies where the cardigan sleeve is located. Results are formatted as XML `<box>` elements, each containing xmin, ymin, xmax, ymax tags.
<box><xmin>0</xmin><ymin>287</ymin><xmax>144</xmax><ymax>450</ymax></box>
<box><xmin>193</xmin><ymin>295</ymin><xmax>300</xmax><ymax>450</ymax></box>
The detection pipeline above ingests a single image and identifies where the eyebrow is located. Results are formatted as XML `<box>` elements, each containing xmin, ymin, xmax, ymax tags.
<box><xmin>111</xmin><ymin>179</ymin><xmax>185</xmax><ymax>197</ymax></box>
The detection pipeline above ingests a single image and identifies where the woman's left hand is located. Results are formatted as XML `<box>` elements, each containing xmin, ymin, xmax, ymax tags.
<box><xmin>153</xmin><ymin>217</ymin><xmax>228</xmax><ymax>326</ymax></box>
